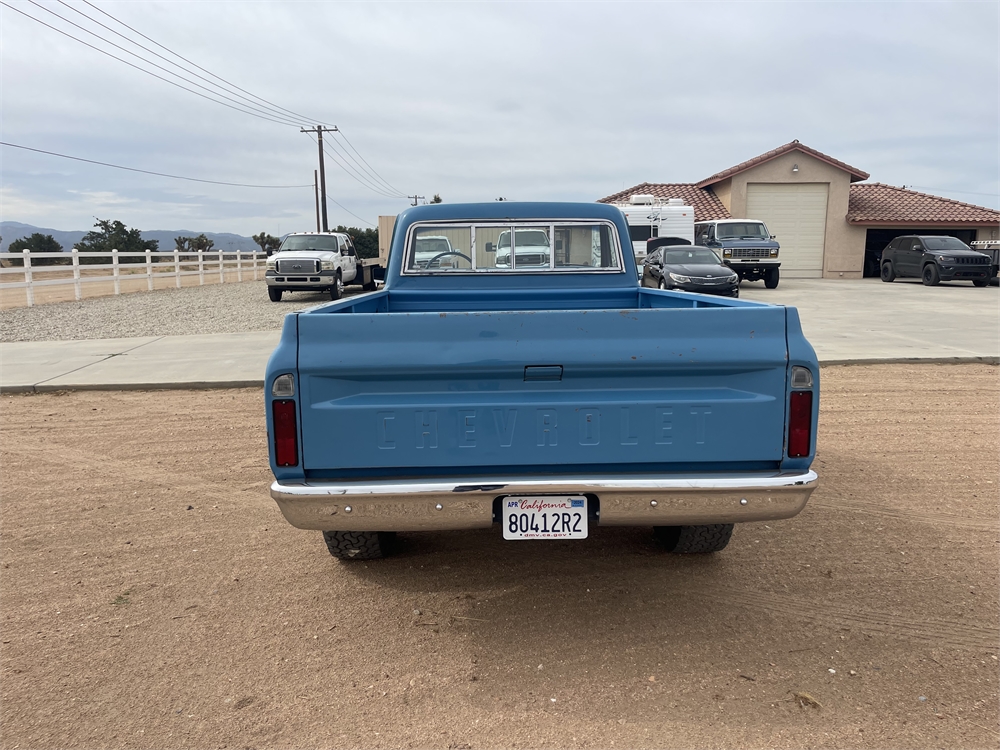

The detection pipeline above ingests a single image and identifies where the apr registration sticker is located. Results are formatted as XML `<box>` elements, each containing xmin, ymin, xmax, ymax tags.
<box><xmin>502</xmin><ymin>496</ymin><xmax>588</xmax><ymax>540</ymax></box>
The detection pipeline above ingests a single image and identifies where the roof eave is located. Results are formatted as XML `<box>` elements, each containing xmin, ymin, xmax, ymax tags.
<box><xmin>848</xmin><ymin>219</ymin><xmax>1000</xmax><ymax>227</ymax></box>
<box><xmin>697</xmin><ymin>145</ymin><xmax>869</xmax><ymax>189</ymax></box>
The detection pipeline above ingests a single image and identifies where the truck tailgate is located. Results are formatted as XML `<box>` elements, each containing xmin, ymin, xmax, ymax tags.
<box><xmin>296</xmin><ymin>307</ymin><xmax>789</xmax><ymax>477</ymax></box>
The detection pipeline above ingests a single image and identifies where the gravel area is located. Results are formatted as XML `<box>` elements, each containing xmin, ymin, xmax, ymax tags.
<box><xmin>0</xmin><ymin>281</ymin><xmax>367</xmax><ymax>342</ymax></box>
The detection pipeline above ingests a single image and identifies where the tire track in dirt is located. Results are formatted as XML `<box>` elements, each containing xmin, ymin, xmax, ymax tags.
<box><xmin>696</xmin><ymin>585</ymin><xmax>999</xmax><ymax>652</ymax></box>
<box><xmin>810</xmin><ymin>500</ymin><xmax>999</xmax><ymax>532</ymax></box>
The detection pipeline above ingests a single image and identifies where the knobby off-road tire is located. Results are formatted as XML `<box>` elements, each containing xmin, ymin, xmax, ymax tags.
<box><xmin>268</xmin><ymin>287</ymin><xmax>283</xmax><ymax>302</ymax></box>
<box><xmin>322</xmin><ymin>530</ymin><xmax>395</xmax><ymax>560</ymax></box>
<box><xmin>922</xmin><ymin>263</ymin><xmax>941</xmax><ymax>286</ymax></box>
<box><xmin>654</xmin><ymin>524</ymin><xmax>734</xmax><ymax>554</ymax></box>
<box><xmin>880</xmin><ymin>262</ymin><xmax>895</xmax><ymax>282</ymax></box>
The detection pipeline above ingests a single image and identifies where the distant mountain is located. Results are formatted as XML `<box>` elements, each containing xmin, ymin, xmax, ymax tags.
<box><xmin>0</xmin><ymin>221</ymin><xmax>261</xmax><ymax>253</ymax></box>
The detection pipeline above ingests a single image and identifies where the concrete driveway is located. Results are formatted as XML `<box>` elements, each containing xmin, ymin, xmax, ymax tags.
<box><xmin>739</xmin><ymin>277</ymin><xmax>998</xmax><ymax>363</ymax></box>
<box><xmin>1</xmin><ymin>278</ymin><xmax>996</xmax><ymax>391</ymax></box>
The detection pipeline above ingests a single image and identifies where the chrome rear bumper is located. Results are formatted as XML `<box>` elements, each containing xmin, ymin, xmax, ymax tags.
<box><xmin>270</xmin><ymin>470</ymin><xmax>818</xmax><ymax>531</ymax></box>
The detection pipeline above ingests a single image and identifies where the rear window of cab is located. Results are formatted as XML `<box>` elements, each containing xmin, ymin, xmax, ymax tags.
<box><xmin>404</xmin><ymin>221</ymin><xmax>623</xmax><ymax>273</ymax></box>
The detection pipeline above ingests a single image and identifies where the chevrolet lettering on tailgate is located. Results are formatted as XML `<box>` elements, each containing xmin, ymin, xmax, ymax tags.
<box><xmin>374</xmin><ymin>407</ymin><xmax>713</xmax><ymax>450</ymax></box>
<box><xmin>265</xmin><ymin>202</ymin><xmax>819</xmax><ymax>561</ymax></box>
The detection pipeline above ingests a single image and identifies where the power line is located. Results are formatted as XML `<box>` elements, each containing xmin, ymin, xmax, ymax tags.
<box><xmin>69</xmin><ymin>1</ymin><xmax>404</xmax><ymax>195</ymax></box>
<box><xmin>332</xmin><ymin>130</ymin><xmax>406</xmax><ymax>197</ymax></box>
<box><xmin>324</xmin><ymin>194</ymin><xmax>376</xmax><ymax>228</ymax></box>
<box><xmin>80</xmin><ymin>0</ymin><xmax>334</xmax><ymax>128</ymax></box>
<box><xmin>6</xmin><ymin>1</ymin><xmax>406</xmax><ymax>203</ymax></box>
<box><xmin>907</xmin><ymin>185</ymin><xmax>999</xmax><ymax>199</ymax></box>
<box><xmin>323</xmin><ymin>139</ymin><xmax>404</xmax><ymax>198</ymax></box>
<box><xmin>303</xmin><ymin>132</ymin><xmax>404</xmax><ymax>199</ymax></box>
<box><xmin>55</xmin><ymin>0</ymin><xmax>318</xmax><ymax>128</ymax></box>
<box><xmin>2</xmin><ymin>141</ymin><xmax>313</xmax><ymax>188</ymax></box>
<box><xmin>20</xmin><ymin>0</ymin><xmax>305</xmax><ymax>127</ymax></box>
<box><xmin>1</xmin><ymin>2</ymin><xmax>303</xmax><ymax>127</ymax></box>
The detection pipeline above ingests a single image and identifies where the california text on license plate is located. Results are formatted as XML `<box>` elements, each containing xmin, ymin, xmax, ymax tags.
<box><xmin>502</xmin><ymin>496</ymin><xmax>588</xmax><ymax>540</ymax></box>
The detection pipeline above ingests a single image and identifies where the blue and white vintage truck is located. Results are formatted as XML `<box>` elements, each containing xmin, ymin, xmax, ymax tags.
<box><xmin>265</xmin><ymin>202</ymin><xmax>819</xmax><ymax>560</ymax></box>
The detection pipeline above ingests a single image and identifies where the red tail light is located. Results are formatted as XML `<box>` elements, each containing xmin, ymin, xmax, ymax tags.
<box><xmin>788</xmin><ymin>391</ymin><xmax>813</xmax><ymax>458</ymax></box>
<box><xmin>272</xmin><ymin>400</ymin><xmax>298</xmax><ymax>467</ymax></box>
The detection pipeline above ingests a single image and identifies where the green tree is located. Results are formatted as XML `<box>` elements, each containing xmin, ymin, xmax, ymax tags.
<box><xmin>75</xmin><ymin>219</ymin><xmax>158</xmax><ymax>265</ymax></box>
<box><xmin>190</xmin><ymin>234</ymin><xmax>214</xmax><ymax>252</ymax></box>
<box><xmin>252</xmin><ymin>232</ymin><xmax>282</xmax><ymax>255</ymax></box>
<box><xmin>430</xmin><ymin>194</ymin><xmax>443</xmax><ymax>204</ymax></box>
<box><xmin>7</xmin><ymin>234</ymin><xmax>66</xmax><ymax>267</ymax></box>
<box><xmin>334</xmin><ymin>225</ymin><xmax>379</xmax><ymax>259</ymax></box>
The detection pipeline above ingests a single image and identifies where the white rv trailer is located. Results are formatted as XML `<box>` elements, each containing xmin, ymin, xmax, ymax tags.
<box><xmin>611</xmin><ymin>194</ymin><xmax>696</xmax><ymax>267</ymax></box>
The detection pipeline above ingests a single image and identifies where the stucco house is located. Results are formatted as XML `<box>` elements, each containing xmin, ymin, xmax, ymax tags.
<box><xmin>599</xmin><ymin>140</ymin><xmax>1000</xmax><ymax>278</ymax></box>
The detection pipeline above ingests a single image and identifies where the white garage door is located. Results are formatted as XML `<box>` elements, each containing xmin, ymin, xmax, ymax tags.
<box><xmin>746</xmin><ymin>183</ymin><xmax>828</xmax><ymax>277</ymax></box>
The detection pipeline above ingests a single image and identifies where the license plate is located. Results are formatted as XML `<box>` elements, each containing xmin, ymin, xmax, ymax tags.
<box><xmin>502</xmin><ymin>496</ymin><xmax>588</xmax><ymax>540</ymax></box>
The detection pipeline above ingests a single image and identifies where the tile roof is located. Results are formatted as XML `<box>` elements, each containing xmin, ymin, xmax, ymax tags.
<box><xmin>696</xmin><ymin>140</ymin><xmax>870</xmax><ymax>188</ymax></box>
<box><xmin>597</xmin><ymin>183</ymin><xmax>731</xmax><ymax>221</ymax></box>
<box><xmin>848</xmin><ymin>183</ymin><xmax>1000</xmax><ymax>225</ymax></box>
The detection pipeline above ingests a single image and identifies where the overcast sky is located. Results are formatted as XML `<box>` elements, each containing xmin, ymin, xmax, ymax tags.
<box><xmin>2</xmin><ymin>1</ymin><xmax>998</xmax><ymax>236</ymax></box>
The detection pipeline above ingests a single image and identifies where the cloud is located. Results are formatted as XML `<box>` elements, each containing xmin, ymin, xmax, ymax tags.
<box><xmin>1</xmin><ymin>0</ymin><xmax>996</xmax><ymax>236</ymax></box>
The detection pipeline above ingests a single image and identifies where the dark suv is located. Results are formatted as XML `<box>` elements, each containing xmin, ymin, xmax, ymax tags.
<box><xmin>880</xmin><ymin>235</ymin><xmax>993</xmax><ymax>287</ymax></box>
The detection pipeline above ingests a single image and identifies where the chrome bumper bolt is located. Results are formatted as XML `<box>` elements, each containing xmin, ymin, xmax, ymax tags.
<box><xmin>344</xmin><ymin>505</ymin><xmax>352</xmax><ymax>513</ymax></box>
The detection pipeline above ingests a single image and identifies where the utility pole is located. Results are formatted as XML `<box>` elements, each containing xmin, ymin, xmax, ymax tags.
<box><xmin>301</xmin><ymin>125</ymin><xmax>338</xmax><ymax>232</ymax></box>
<box><xmin>313</xmin><ymin>170</ymin><xmax>320</xmax><ymax>232</ymax></box>
<box><xmin>408</xmin><ymin>195</ymin><xmax>425</xmax><ymax>206</ymax></box>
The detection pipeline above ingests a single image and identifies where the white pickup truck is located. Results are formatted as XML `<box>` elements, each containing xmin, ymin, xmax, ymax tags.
<box><xmin>265</xmin><ymin>232</ymin><xmax>375</xmax><ymax>302</ymax></box>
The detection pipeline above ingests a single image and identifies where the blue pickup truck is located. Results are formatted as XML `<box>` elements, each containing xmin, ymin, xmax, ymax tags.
<box><xmin>265</xmin><ymin>202</ymin><xmax>819</xmax><ymax>560</ymax></box>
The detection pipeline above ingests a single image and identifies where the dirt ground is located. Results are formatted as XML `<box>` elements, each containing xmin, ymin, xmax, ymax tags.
<box><xmin>1</xmin><ymin>364</ymin><xmax>997</xmax><ymax>750</ymax></box>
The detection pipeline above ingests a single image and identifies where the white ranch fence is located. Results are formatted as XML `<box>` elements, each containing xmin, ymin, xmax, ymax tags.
<box><xmin>0</xmin><ymin>249</ymin><xmax>268</xmax><ymax>307</ymax></box>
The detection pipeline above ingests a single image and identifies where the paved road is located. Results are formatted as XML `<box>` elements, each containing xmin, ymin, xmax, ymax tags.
<box><xmin>1</xmin><ymin>278</ymin><xmax>996</xmax><ymax>392</ymax></box>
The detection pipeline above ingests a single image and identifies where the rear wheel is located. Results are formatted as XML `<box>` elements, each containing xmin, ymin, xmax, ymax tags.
<box><xmin>922</xmin><ymin>264</ymin><xmax>940</xmax><ymax>286</ymax></box>
<box><xmin>268</xmin><ymin>287</ymin><xmax>283</xmax><ymax>302</ymax></box>
<box><xmin>330</xmin><ymin>273</ymin><xmax>344</xmax><ymax>300</ymax></box>
<box><xmin>880</xmin><ymin>262</ymin><xmax>895</xmax><ymax>282</ymax></box>
<box><xmin>655</xmin><ymin>524</ymin><xmax>734</xmax><ymax>554</ymax></box>
<box><xmin>763</xmin><ymin>268</ymin><xmax>779</xmax><ymax>289</ymax></box>
<box><xmin>323</xmin><ymin>530</ymin><xmax>395</xmax><ymax>560</ymax></box>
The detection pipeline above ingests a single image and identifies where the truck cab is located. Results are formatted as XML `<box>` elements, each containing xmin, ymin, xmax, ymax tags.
<box><xmin>695</xmin><ymin>219</ymin><xmax>781</xmax><ymax>288</ymax></box>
